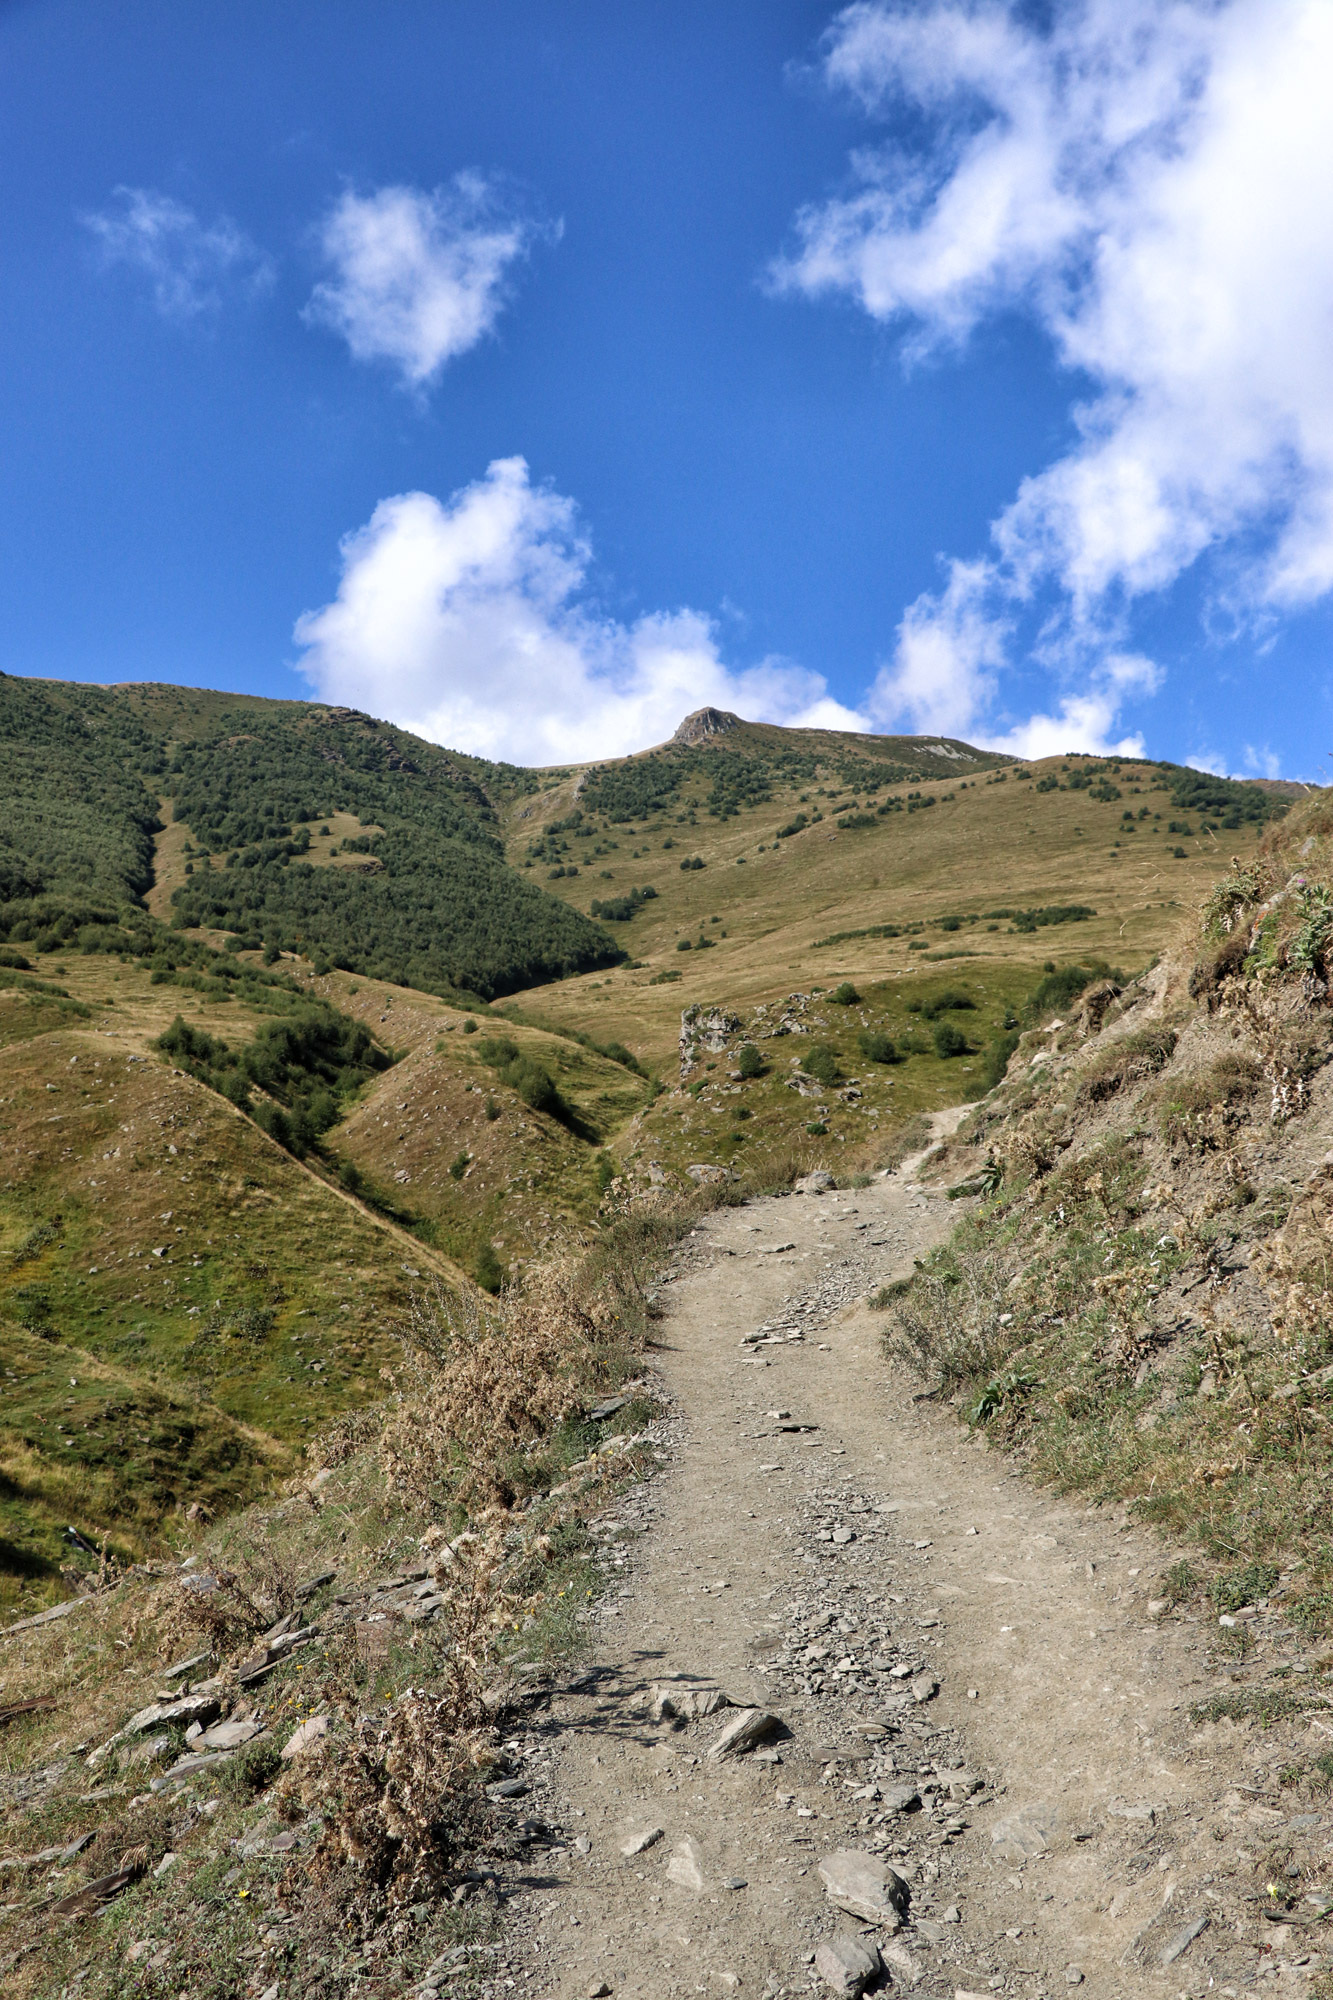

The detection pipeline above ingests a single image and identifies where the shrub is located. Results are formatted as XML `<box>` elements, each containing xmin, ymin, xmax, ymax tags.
<box><xmin>461</xmin><ymin>1016</ymin><xmax>478</xmax><ymax>1033</ymax></box>
<box><xmin>933</xmin><ymin>1020</ymin><xmax>969</xmax><ymax>1059</ymax></box>
<box><xmin>1211</xmin><ymin>1561</ymin><xmax>1280</xmax><ymax>1614</ymax></box>
<box><xmin>805</xmin><ymin>1043</ymin><xmax>839</xmax><ymax>1086</ymax></box>
<box><xmin>857</xmin><ymin>1029</ymin><xmax>898</xmax><ymax>1064</ymax></box>
<box><xmin>1075</xmin><ymin>1025</ymin><xmax>1178</xmax><ymax>1105</ymax></box>
<box><xmin>980</xmin><ymin>1030</ymin><xmax>1020</xmax><ymax>1090</ymax></box>
<box><xmin>476</xmin><ymin>1036</ymin><xmax>566</xmax><ymax>1120</ymax></box>
<box><xmin>217</xmin><ymin>1735</ymin><xmax>283</xmax><ymax>1800</ymax></box>
<box><xmin>830</xmin><ymin>981</ymin><xmax>860</xmax><ymax>1005</ymax></box>
<box><xmin>737</xmin><ymin>1043</ymin><xmax>764</xmax><ymax>1078</ymax></box>
<box><xmin>680</xmin><ymin>856</ymin><xmax>705</xmax><ymax>871</ymax></box>
<box><xmin>449</xmin><ymin>1150</ymin><xmax>470</xmax><ymax>1180</ymax></box>
<box><xmin>1024</xmin><ymin>961</ymin><xmax>1114</xmax><ymax>1022</ymax></box>
<box><xmin>475</xmin><ymin>1242</ymin><xmax>505</xmax><ymax>1294</ymax></box>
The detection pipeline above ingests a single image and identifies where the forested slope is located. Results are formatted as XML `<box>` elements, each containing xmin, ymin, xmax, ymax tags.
<box><xmin>0</xmin><ymin>677</ymin><xmax>622</xmax><ymax>998</ymax></box>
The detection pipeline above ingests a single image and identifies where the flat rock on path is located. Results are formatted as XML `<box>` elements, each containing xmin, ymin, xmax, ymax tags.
<box><xmin>501</xmin><ymin>1147</ymin><xmax>1319</xmax><ymax>2000</ymax></box>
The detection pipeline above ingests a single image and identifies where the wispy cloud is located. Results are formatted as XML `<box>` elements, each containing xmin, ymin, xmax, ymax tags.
<box><xmin>304</xmin><ymin>177</ymin><xmax>545</xmax><ymax>390</ymax></box>
<box><xmin>83</xmin><ymin>187</ymin><xmax>274</xmax><ymax>320</ymax></box>
<box><xmin>295</xmin><ymin>457</ymin><xmax>863</xmax><ymax>764</ymax></box>
<box><xmin>775</xmin><ymin>0</ymin><xmax>1333</xmax><ymax>756</ymax></box>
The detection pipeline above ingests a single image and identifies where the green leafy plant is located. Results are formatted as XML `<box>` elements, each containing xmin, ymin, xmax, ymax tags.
<box><xmin>737</xmin><ymin>1043</ymin><xmax>764</xmax><ymax>1078</ymax></box>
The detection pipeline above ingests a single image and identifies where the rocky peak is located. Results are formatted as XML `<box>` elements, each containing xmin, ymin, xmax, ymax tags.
<box><xmin>672</xmin><ymin>706</ymin><xmax>742</xmax><ymax>746</ymax></box>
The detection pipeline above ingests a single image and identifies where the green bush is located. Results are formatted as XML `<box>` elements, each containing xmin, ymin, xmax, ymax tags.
<box><xmin>1024</xmin><ymin>961</ymin><xmax>1114</xmax><ymax>1022</ymax></box>
<box><xmin>830</xmin><ymin>981</ymin><xmax>860</xmax><ymax>1005</ymax></box>
<box><xmin>475</xmin><ymin>1242</ymin><xmax>505</xmax><ymax>1294</ymax></box>
<box><xmin>857</xmin><ymin>1029</ymin><xmax>898</xmax><ymax>1064</ymax></box>
<box><xmin>933</xmin><ymin>1020</ymin><xmax>969</xmax><ymax>1059</ymax></box>
<box><xmin>737</xmin><ymin>1043</ymin><xmax>764</xmax><ymax>1078</ymax></box>
<box><xmin>449</xmin><ymin>1150</ymin><xmax>470</xmax><ymax>1180</ymax></box>
<box><xmin>476</xmin><ymin>1036</ymin><xmax>566</xmax><ymax>1121</ymax></box>
<box><xmin>980</xmin><ymin>1030</ymin><xmax>1020</xmax><ymax>1090</ymax></box>
<box><xmin>1211</xmin><ymin>1561</ymin><xmax>1280</xmax><ymax>1614</ymax></box>
<box><xmin>217</xmin><ymin>1736</ymin><xmax>283</xmax><ymax>1799</ymax></box>
<box><xmin>805</xmin><ymin>1044</ymin><xmax>839</xmax><ymax>1085</ymax></box>
<box><xmin>913</xmin><ymin>987</ymin><xmax>976</xmax><ymax>1020</ymax></box>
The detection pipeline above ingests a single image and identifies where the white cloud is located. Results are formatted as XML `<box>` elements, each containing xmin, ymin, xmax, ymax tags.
<box><xmin>294</xmin><ymin>457</ymin><xmax>865</xmax><ymax>764</ymax></box>
<box><xmin>83</xmin><ymin>187</ymin><xmax>273</xmax><ymax>319</ymax></box>
<box><xmin>868</xmin><ymin>559</ymin><xmax>1008</xmax><ymax>738</ymax></box>
<box><xmin>776</xmin><ymin>0</ymin><xmax>1333</xmax><ymax>750</ymax></box>
<box><xmin>1244</xmin><ymin>744</ymin><xmax>1283</xmax><ymax>781</ymax></box>
<box><xmin>304</xmin><ymin>178</ymin><xmax>541</xmax><ymax>389</ymax></box>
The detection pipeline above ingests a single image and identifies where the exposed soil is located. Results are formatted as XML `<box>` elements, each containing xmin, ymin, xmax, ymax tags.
<box><xmin>485</xmin><ymin>1131</ymin><xmax>1332</xmax><ymax>2000</ymax></box>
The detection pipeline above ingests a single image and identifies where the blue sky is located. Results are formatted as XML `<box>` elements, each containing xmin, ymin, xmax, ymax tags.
<box><xmin>3</xmin><ymin>0</ymin><xmax>1332</xmax><ymax>774</ymax></box>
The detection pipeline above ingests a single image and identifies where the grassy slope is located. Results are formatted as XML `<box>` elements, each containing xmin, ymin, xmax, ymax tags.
<box><xmin>0</xmin><ymin>688</ymin><xmax>1294</xmax><ymax>1605</ymax></box>
<box><xmin>884</xmin><ymin>788</ymin><xmax>1333</xmax><ymax>1630</ymax></box>
<box><xmin>298</xmin><ymin>966</ymin><xmax>652</xmax><ymax>1275</ymax></box>
<box><xmin>493</xmin><ymin>735</ymin><xmax>1289</xmax><ymax>1176</ymax></box>
<box><xmin>0</xmin><ymin>955</ymin><xmax>470</xmax><ymax>1603</ymax></box>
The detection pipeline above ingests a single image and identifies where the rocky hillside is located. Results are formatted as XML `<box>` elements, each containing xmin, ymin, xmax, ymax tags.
<box><xmin>894</xmin><ymin>787</ymin><xmax>1333</xmax><ymax>1629</ymax></box>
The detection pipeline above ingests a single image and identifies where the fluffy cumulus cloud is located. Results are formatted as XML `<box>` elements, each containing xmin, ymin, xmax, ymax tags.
<box><xmin>304</xmin><ymin>178</ymin><xmax>541</xmax><ymax>389</ymax></box>
<box><xmin>776</xmin><ymin>0</ymin><xmax>1333</xmax><ymax>753</ymax></box>
<box><xmin>295</xmin><ymin>457</ymin><xmax>864</xmax><ymax>763</ymax></box>
<box><xmin>83</xmin><ymin>187</ymin><xmax>273</xmax><ymax>319</ymax></box>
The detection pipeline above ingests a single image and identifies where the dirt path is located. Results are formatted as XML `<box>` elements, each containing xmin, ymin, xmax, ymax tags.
<box><xmin>484</xmin><ymin>1151</ymin><xmax>1328</xmax><ymax>2000</ymax></box>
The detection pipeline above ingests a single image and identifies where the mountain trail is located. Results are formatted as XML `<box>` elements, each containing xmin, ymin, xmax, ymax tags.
<box><xmin>486</xmin><ymin>1139</ymin><xmax>1320</xmax><ymax>2000</ymax></box>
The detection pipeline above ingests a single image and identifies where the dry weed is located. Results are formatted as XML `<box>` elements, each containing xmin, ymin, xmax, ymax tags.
<box><xmin>380</xmin><ymin>1266</ymin><xmax>594</xmax><ymax>1513</ymax></box>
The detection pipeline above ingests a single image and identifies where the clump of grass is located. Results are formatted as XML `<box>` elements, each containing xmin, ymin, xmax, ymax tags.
<box><xmin>1162</xmin><ymin>1559</ymin><xmax>1198</xmax><ymax>1605</ymax></box>
<box><xmin>1189</xmin><ymin>1687</ymin><xmax>1324</xmax><ymax>1728</ymax></box>
<box><xmin>1212</xmin><ymin>1560</ymin><xmax>1280</xmax><ymax>1613</ymax></box>
<box><xmin>1075</xmin><ymin>1025</ymin><xmax>1178</xmax><ymax>1105</ymax></box>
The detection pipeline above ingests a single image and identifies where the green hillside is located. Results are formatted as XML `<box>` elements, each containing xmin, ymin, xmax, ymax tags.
<box><xmin>0</xmin><ymin>676</ymin><xmax>622</xmax><ymax>999</ymax></box>
<box><xmin>0</xmin><ymin>676</ymin><xmax>1300</xmax><ymax>1602</ymax></box>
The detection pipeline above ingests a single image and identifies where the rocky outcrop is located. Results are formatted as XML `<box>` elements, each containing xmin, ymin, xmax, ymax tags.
<box><xmin>671</xmin><ymin>707</ymin><xmax>742</xmax><ymax>746</ymax></box>
<box><xmin>679</xmin><ymin>1004</ymin><xmax>742</xmax><ymax>1078</ymax></box>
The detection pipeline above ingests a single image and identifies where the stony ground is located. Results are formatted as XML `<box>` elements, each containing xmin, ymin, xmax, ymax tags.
<box><xmin>453</xmin><ymin>1138</ymin><xmax>1333</xmax><ymax>2000</ymax></box>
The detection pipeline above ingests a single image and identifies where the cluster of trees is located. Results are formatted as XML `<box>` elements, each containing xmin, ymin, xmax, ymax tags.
<box><xmin>157</xmin><ymin>1004</ymin><xmax>390</xmax><ymax>1156</ymax></box>
<box><xmin>589</xmin><ymin>885</ymin><xmax>657</xmax><ymax>922</ymax></box>
<box><xmin>474</xmin><ymin>1035</ymin><xmax>569</xmax><ymax>1123</ymax></box>
<box><xmin>0</xmin><ymin>674</ymin><xmax>166</xmax><ymax>905</ymax></box>
<box><xmin>1166</xmin><ymin>767</ymin><xmax>1285</xmax><ymax>829</ymax></box>
<box><xmin>170</xmin><ymin>707</ymin><xmax>501</xmax><ymax>856</ymax></box>
<box><xmin>172</xmin><ymin>828</ymin><xmax>623</xmax><ymax>998</ymax></box>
